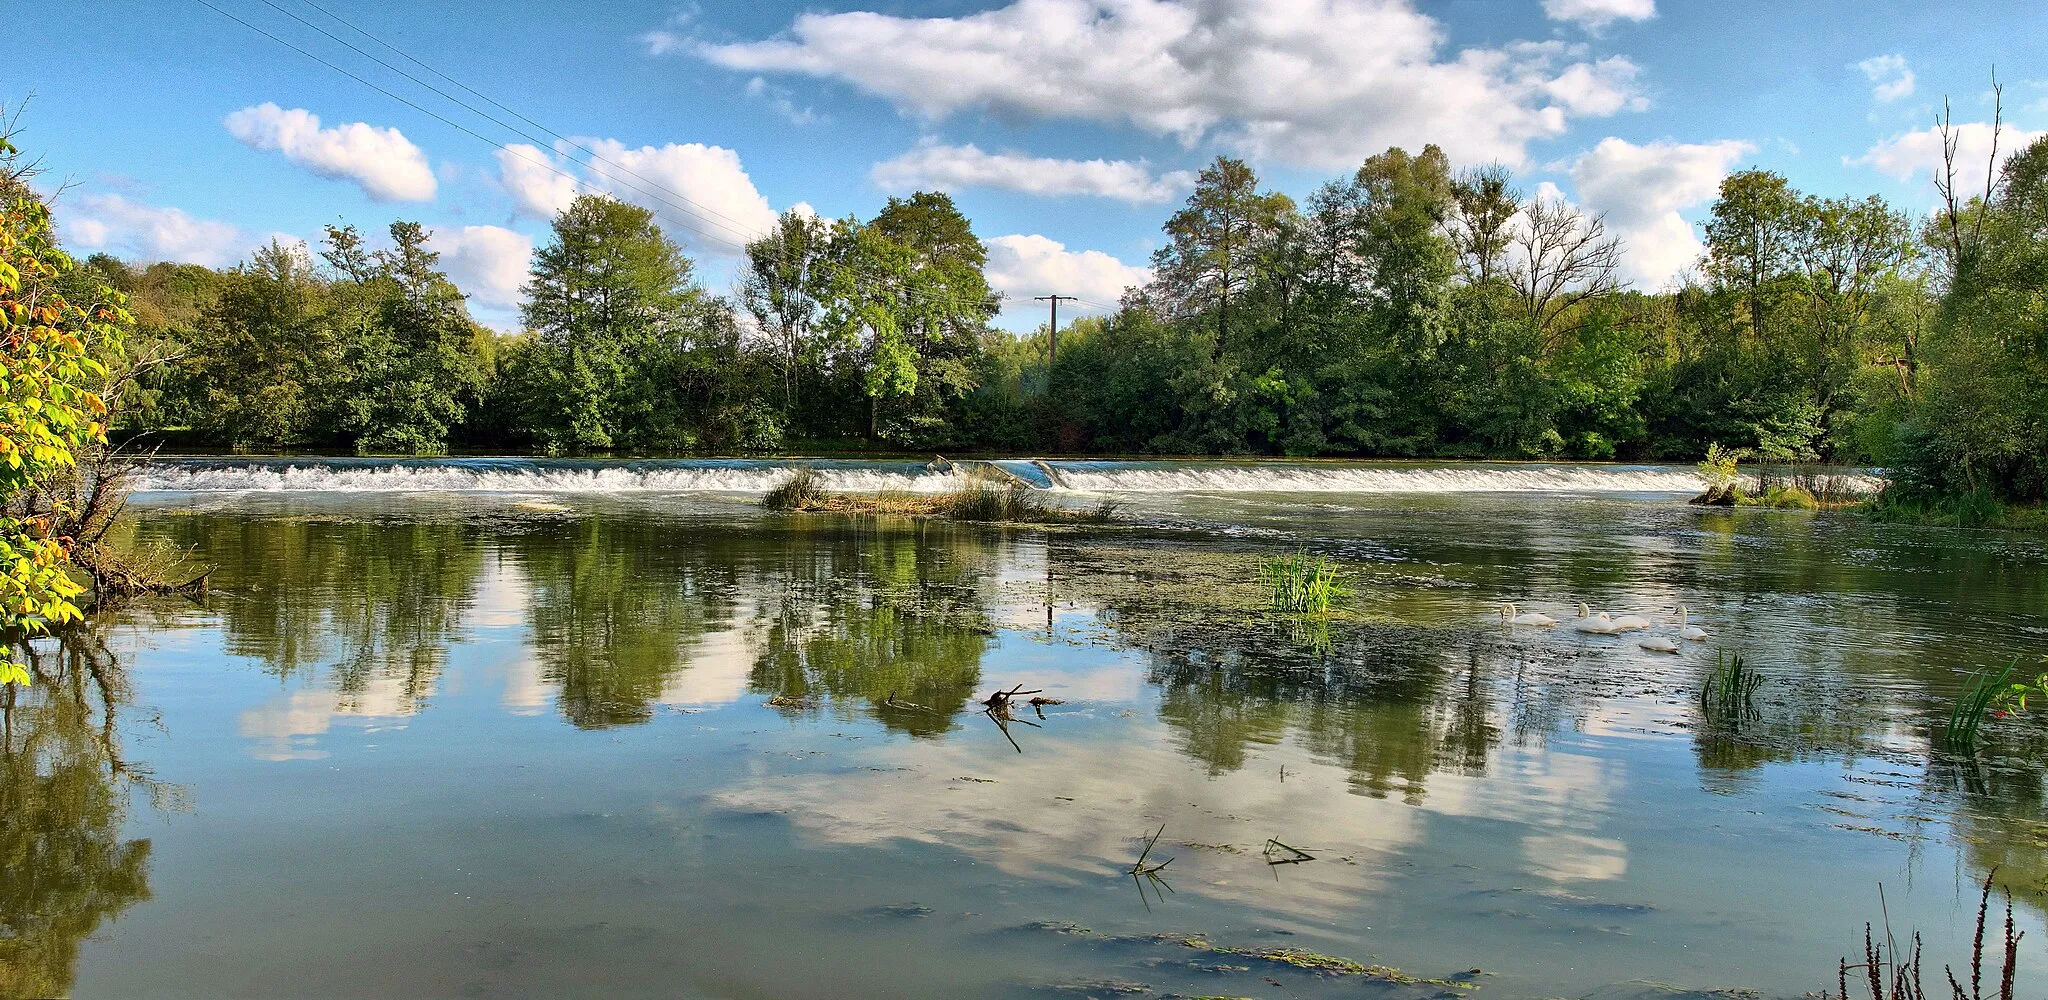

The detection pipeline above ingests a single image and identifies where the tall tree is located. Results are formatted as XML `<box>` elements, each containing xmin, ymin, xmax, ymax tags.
<box><xmin>1703</xmin><ymin>169</ymin><xmax>1804</xmax><ymax>342</ymax></box>
<box><xmin>1449</xmin><ymin>163</ymin><xmax>1521</xmax><ymax>288</ymax></box>
<box><xmin>740</xmin><ymin>209</ymin><xmax>829</xmax><ymax>421</ymax></box>
<box><xmin>1151</xmin><ymin>157</ymin><xmax>1293</xmax><ymax>355</ymax></box>
<box><xmin>518</xmin><ymin>194</ymin><xmax>697</xmax><ymax>451</ymax></box>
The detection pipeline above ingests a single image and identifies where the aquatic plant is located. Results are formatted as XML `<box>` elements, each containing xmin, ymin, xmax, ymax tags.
<box><xmin>762</xmin><ymin>467</ymin><xmax>826</xmax><ymax>511</ymax></box>
<box><xmin>1830</xmin><ymin>871</ymin><xmax>2021</xmax><ymax>1000</ymax></box>
<box><xmin>762</xmin><ymin>474</ymin><xmax>1117</xmax><ymax>525</ymax></box>
<box><xmin>1259</xmin><ymin>551</ymin><xmax>1349</xmax><ymax>615</ymax></box>
<box><xmin>1697</xmin><ymin>442</ymin><xmax>1741</xmax><ymax>494</ymax></box>
<box><xmin>1941</xmin><ymin>662</ymin><xmax>2015</xmax><ymax>754</ymax></box>
<box><xmin>1699</xmin><ymin>651</ymin><xmax>1764</xmax><ymax>721</ymax></box>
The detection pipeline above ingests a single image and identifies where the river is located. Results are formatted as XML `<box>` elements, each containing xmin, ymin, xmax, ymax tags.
<box><xmin>9</xmin><ymin>457</ymin><xmax>2045</xmax><ymax>999</ymax></box>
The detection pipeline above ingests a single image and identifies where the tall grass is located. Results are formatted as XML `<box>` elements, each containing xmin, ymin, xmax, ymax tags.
<box><xmin>763</xmin><ymin>467</ymin><xmax>826</xmax><ymax>511</ymax></box>
<box><xmin>1941</xmin><ymin>661</ymin><xmax>2016</xmax><ymax>754</ymax></box>
<box><xmin>1260</xmin><ymin>551</ymin><xmax>1348</xmax><ymax>615</ymax></box>
<box><xmin>1700</xmin><ymin>650</ymin><xmax>1764</xmax><ymax>721</ymax></box>
<box><xmin>763</xmin><ymin>472</ymin><xmax>1117</xmax><ymax>525</ymax></box>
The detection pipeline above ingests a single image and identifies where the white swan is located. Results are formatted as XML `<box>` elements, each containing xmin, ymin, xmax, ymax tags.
<box><xmin>1499</xmin><ymin>603</ymin><xmax>1557</xmax><ymax>627</ymax></box>
<box><xmin>1676</xmin><ymin>605</ymin><xmax>1708</xmax><ymax>642</ymax></box>
<box><xmin>1571</xmin><ymin>603</ymin><xmax>1620</xmax><ymax>634</ymax></box>
<box><xmin>1607</xmin><ymin>611</ymin><xmax>1653</xmax><ymax>632</ymax></box>
<box><xmin>1638</xmin><ymin>634</ymin><xmax>1681</xmax><ymax>653</ymax></box>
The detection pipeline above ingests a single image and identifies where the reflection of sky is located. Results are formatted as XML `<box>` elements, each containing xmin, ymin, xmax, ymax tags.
<box><xmin>107</xmin><ymin>494</ymin><xmax>2048</xmax><ymax>998</ymax></box>
<box><xmin>236</xmin><ymin>672</ymin><xmax>427</xmax><ymax>761</ymax></box>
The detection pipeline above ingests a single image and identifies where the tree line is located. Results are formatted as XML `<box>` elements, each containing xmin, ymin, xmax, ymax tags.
<box><xmin>55</xmin><ymin>125</ymin><xmax>2048</xmax><ymax>508</ymax></box>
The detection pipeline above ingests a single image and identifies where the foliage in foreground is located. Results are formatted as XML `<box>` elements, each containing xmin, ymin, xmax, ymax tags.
<box><xmin>0</xmin><ymin>126</ymin><xmax>125</xmax><ymax>675</ymax></box>
<box><xmin>1829</xmin><ymin>871</ymin><xmax>2021</xmax><ymax>1000</ymax></box>
<box><xmin>1700</xmin><ymin>651</ymin><xmax>1764</xmax><ymax>722</ymax></box>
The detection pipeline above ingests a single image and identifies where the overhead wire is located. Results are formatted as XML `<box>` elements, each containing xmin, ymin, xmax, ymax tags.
<box><xmin>192</xmin><ymin>0</ymin><xmax>1013</xmax><ymax>319</ymax></box>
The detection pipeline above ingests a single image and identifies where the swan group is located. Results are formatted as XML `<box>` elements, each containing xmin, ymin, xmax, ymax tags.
<box><xmin>1502</xmin><ymin>601</ymin><xmax>1710</xmax><ymax>650</ymax></box>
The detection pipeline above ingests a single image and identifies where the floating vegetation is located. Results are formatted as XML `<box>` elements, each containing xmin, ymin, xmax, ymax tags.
<box><xmin>1259</xmin><ymin>550</ymin><xmax>1349</xmax><ymax>615</ymax></box>
<box><xmin>1830</xmin><ymin>872</ymin><xmax>2021</xmax><ymax>999</ymax></box>
<box><xmin>1260</xmin><ymin>838</ymin><xmax>1314</xmax><ymax>865</ymax></box>
<box><xmin>1011</xmin><ymin>923</ymin><xmax>1480</xmax><ymax>989</ymax></box>
<box><xmin>1128</xmin><ymin>824</ymin><xmax>1175</xmax><ymax>906</ymax></box>
<box><xmin>764</xmin><ymin>469</ymin><xmax>1118</xmax><ymax>525</ymax></box>
<box><xmin>1699</xmin><ymin>651</ymin><xmax>1763</xmax><ymax>723</ymax></box>
<box><xmin>1940</xmin><ymin>662</ymin><xmax>2015</xmax><ymax>754</ymax></box>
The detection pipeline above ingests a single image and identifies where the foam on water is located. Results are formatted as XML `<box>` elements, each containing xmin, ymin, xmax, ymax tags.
<box><xmin>134</xmin><ymin>462</ymin><xmax>962</xmax><ymax>495</ymax></box>
<box><xmin>1057</xmin><ymin>463</ymin><xmax>1746</xmax><ymax>494</ymax></box>
<box><xmin>130</xmin><ymin>458</ymin><xmax>1881</xmax><ymax>496</ymax></box>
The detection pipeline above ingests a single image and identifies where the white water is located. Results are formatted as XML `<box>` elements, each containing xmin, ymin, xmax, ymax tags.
<box><xmin>1051</xmin><ymin>464</ymin><xmax>1716</xmax><ymax>494</ymax></box>
<box><xmin>125</xmin><ymin>459</ymin><xmax>1862</xmax><ymax>496</ymax></box>
<box><xmin>134</xmin><ymin>463</ymin><xmax>967</xmax><ymax>495</ymax></box>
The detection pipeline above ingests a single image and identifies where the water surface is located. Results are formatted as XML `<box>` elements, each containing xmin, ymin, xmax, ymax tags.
<box><xmin>9</xmin><ymin>458</ymin><xmax>2047</xmax><ymax>999</ymax></box>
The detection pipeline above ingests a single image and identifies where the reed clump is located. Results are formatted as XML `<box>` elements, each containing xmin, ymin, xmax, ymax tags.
<box><xmin>1700</xmin><ymin>650</ymin><xmax>1764</xmax><ymax>721</ymax></box>
<box><xmin>1259</xmin><ymin>550</ymin><xmax>1348</xmax><ymax>615</ymax></box>
<box><xmin>1941</xmin><ymin>661</ymin><xmax>2016</xmax><ymax>754</ymax></box>
<box><xmin>762</xmin><ymin>467</ymin><xmax>828</xmax><ymax>511</ymax></box>
<box><xmin>764</xmin><ymin>471</ymin><xmax>1117</xmax><ymax>525</ymax></box>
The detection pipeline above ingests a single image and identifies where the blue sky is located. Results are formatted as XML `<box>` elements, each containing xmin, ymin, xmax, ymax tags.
<box><xmin>7</xmin><ymin>0</ymin><xmax>2045</xmax><ymax>330</ymax></box>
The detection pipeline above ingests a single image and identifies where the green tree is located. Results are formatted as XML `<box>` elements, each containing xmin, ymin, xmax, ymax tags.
<box><xmin>516</xmin><ymin>194</ymin><xmax>700</xmax><ymax>451</ymax></box>
<box><xmin>1150</xmin><ymin>157</ymin><xmax>1294</xmax><ymax>355</ymax></box>
<box><xmin>0</xmin><ymin>129</ymin><xmax>125</xmax><ymax>675</ymax></box>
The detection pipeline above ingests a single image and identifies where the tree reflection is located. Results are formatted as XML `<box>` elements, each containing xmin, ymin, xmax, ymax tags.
<box><xmin>1146</xmin><ymin>624</ymin><xmax>1496</xmax><ymax>802</ymax></box>
<box><xmin>140</xmin><ymin>516</ymin><xmax>485</xmax><ymax>714</ymax></box>
<box><xmin>749</xmin><ymin>522</ymin><xmax>993</xmax><ymax>736</ymax></box>
<box><xmin>512</xmin><ymin>519</ymin><xmax>743</xmax><ymax>729</ymax></box>
<box><xmin>0</xmin><ymin>634</ymin><xmax>164</xmax><ymax>998</ymax></box>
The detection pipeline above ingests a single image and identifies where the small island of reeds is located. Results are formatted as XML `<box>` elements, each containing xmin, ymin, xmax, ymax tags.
<box><xmin>762</xmin><ymin>467</ymin><xmax>1119</xmax><ymax>525</ymax></box>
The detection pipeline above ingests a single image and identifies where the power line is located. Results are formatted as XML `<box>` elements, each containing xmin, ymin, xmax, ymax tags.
<box><xmin>255</xmin><ymin>0</ymin><xmax>774</xmax><ymax>251</ymax></box>
<box><xmin>194</xmin><ymin>0</ymin><xmax>1006</xmax><ymax>319</ymax></box>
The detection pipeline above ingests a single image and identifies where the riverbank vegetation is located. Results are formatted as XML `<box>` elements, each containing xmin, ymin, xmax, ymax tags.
<box><xmin>11</xmin><ymin>88</ymin><xmax>2046</xmax><ymax>520</ymax></box>
<box><xmin>762</xmin><ymin>466</ymin><xmax>1118</xmax><ymax>524</ymax></box>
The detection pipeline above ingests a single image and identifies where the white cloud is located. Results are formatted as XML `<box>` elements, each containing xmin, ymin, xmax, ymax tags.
<box><xmin>1541</xmin><ymin>0</ymin><xmax>1655</xmax><ymax>30</ymax></box>
<box><xmin>1544</xmin><ymin>57</ymin><xmax>1649</xmax><ymax>116</ymax></box>
<box><xmin>496</xmin><ymin>138</ymin><xmax>781</xmax><ymax>255</ymax></box>
<box><xmin>60</xmin><ymin>193</ymin><xmax>255</xmax><ymax>267</ymax></box>
<box><xmin>428</xmin><ymin>225</ymin><xmax>532</xmax><ymax>309</ymax></box>
<box><xmin>688</xmin><ymin>0</ymin><xmax>1648</xmax><ymax>170</ymax></box>
<box><xmin>983</xmin><ymin>234</ymin><xmax>1151</xmax><ymax>328</ymax></box>
<box><xmin>1855</xmin><ymin>54</ymin><xmax>1915</xmax><ymax>103</ymax></box>
<box><xmin>224</xmin><ymin>103</ymin><xmax>436</xmax><ymax>202</ymax></box>
<box><xmin>495</xmin><ymin>145</ymin><xmax>581</xmax><ymax>219</ymax></box>
<box><xmin>1850</xmin><ymin>121</ymin><xmax>2047</xmax><ymax>184</ymax></box>
<box><xmin>745</xmin><ymin>77</ymin><xmax>821</xmax><ymax>125</ymax></box>
<box><xmin>1567</xmin><ymin>137</ymin><xmax>1754</xmax><ymax>290</ymax></box>
<box><xmin>871</xmin><ymin>141</ymin><xmax>1194</xmax><ymax>203</ymax></box>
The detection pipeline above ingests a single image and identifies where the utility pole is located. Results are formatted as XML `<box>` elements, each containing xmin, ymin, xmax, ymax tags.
<box><xmin>1033</xmin><ymin>294</ymin><xmax>1075</xmax><ymax>387</ymax></box>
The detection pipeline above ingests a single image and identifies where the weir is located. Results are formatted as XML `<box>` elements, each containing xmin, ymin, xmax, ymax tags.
<box><xmin>128</xmin><ymin>457</ymin><xmax>1879</xmax><ymax>496</ymax></box>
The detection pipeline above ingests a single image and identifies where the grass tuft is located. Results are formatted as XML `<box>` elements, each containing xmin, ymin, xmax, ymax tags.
<box><xmin>763</xmin><ymin>467</ymin><xmax>827</xmax><ymax>511</ymax></box>
<box><xmin>1259</xmin><ymin>550</ymin><xmax>1349</xmax><ymax>615</ymax></box>
<box><xmin>1941</xmin><ymin>661</ymin><xmax>2016</xmax><ymax>754</ymax></box>
<box><xmin>1700</xmin><ymin>650</ymin><xmax>1764</xmax><ymax>722</ymax></box>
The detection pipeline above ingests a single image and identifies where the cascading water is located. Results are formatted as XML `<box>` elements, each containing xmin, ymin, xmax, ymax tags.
<box><xmin>132</xmin><ymin>457</ymin><xmax>1879</xmax><ymax>496</ymax></box>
